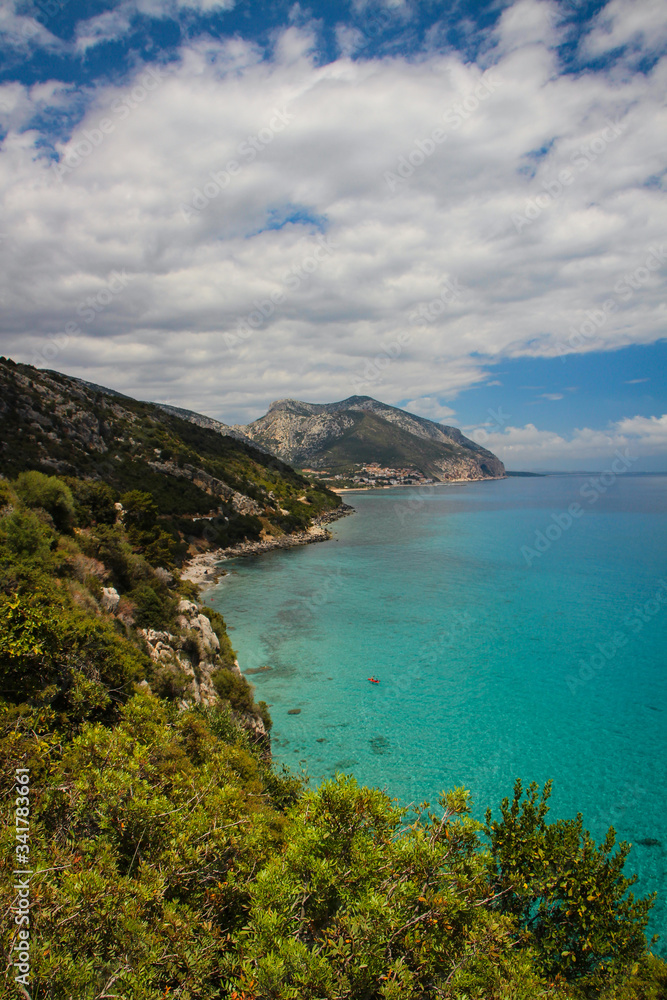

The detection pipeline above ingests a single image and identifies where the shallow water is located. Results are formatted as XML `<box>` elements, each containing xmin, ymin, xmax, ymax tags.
<box><xmin>207</xmin><ymin>475</ymin><xmax>667</xmax><ymax>949</ymax></box>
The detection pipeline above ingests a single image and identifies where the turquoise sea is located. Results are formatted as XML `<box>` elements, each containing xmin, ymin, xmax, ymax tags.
<box><xmin>206</xmin><ymin>474</ymin><xmax>667</xmax><ymax>949</ymax></box>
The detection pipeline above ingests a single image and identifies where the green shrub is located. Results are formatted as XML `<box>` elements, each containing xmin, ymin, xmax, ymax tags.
<box><xmin>212</xmin><ymin>667</ymin><xmax>255</xmax><ymax>713</ymax></box>
<box><xmin>142</xmin><ymin>527</ymin><xmax>177</xmax><ymax>568</ymax></box>
<box><xmin>0</xmin><ymin>693</ymin><xmax>285</xmax><ymax>999</ymax></box>
<box><xmin>0</xmin><ymin>592</ymin><xmax>149</xmax><ymax>717</ymax></box>
<box><xmin>67</xmin><ymin>478</ymin><xmax>118</xmax><ymax>527</ymax></box>
<box><xmin>0</xmin><ymin>594</ymin><xmax>63</xmax><ymax>702</ymax></box>
<box><xmin>484</xmin><ymin>780</ymin><xmax>656</xmax><ymax>987</ymax></box>
<box><xmin>176</xmin><ymin>576</ymin><xmax>200</xmax><ymax>602</ymax></box>
<box><xmin>82</xmin><ymin>524</ymin><xmax>135</xmax><ymax>591</ymax></box>
<box><xmin>256</xmin><ymin>699</ymin><xmax>272</xmax><ymax>732</ymax></box>
<box><xmin>117</xmin><ymin>490</ymin><xmax>178</xmax><ymax>567</ymax></box>
<box><xmin>14</xmin><ymin>470</ymin><xmax>75</xmax><ymax>531</ymax></box>
<box><xmin>151</xmin><ymin>662</ymin><xmax>191</xmax><ymax>700</ymax></box>
<box><xmin>200</xmin><ymin>605</ymin><xmax>237</xmax><ymax>667</ymax></box>
<box><xmin>0</xmin><ymin>478</ymin><xmax>12</xmax><ymax>507</ymax></box>
<box><xmin>120</xmin><ymin>489</ymin><xmax>159</xmax><ymax>532</ymax></box>
<box><xmin>84</xmin><ymin>573</ymin><xmax>103</xmax><ymax>602</ymax></box>
<box><xmin>129</xmin><ymin>583</ymin><xmax>177</xmax><ymax>631</ymax></box>
<box><xmin>0</xmin><ymin>507</ymin><xmax>54</xmax><ymax>563</ymax></box>
<box><xmin>64</xmin><ymin>671</ymin><xmax>112</xmax><ymax>719</ymax></box>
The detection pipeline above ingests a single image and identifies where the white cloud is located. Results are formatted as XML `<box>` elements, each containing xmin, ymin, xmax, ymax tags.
<box><xmin>74</xmin><ymin>6</ymin><xmax>135</xmax><ymax>52</ymax></box>
<box><xmin>0</xmin><ymin>1</ymin><xmax>61</xmax><ymax>55</ymax></box>
<box><xmin>401</xmin><ymin>397</ymin><xmax>456</xmax><ymax>422</ymax></box>
<box><xmin>494</xmin><ymin>0</ymin><xmax>562</xmax><ymax>53</ymax></box>
<box><xmin>468</xmin><ymin>414</ymin><xmax>667</xmax><ymax>466</ymax></box>
<box><xmin>74</xmin><ymin>0</ymin><xmax>236</xmax><ymax>52</ymax></box>
<box><xmin>0</xmin><ymin>0</ymin><xmax>665</xmax><ymax>438</ymax></box>
<box><xmin>581</xmin><ymin>0</ymin><xmax>667</xmax><ymax>60</ymax></box>
<box><xmin>615</xmin><ymin>413</ymin><xmax>667</xmax><ymax>447</ymax></box>
<box><xmin>183</xmin><ymin>0</ymin><xmax>235</xmax><ymax>10</ymax></box>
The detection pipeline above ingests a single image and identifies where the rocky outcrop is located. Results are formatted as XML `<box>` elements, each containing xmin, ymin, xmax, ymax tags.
<box><xmin>139</xmin><ymin>599</ymin><xmax>270</xmax><ymax>748</ymax></box>
<box><xmin>0</xmin><ymin>366</ymin><xmax>114</xmax><ymax>467</ymax></box>
<box><xmin>146</xmin><ymin>460</ymin><xmax>263</xmax><ymax>515</ymax></box>
<box><xmin>101</xmin><ymin>587</ymin><xmax>120</xmax><ymax>613</ymax></box>
<box><xmin>237</xmin><ymin>408</ymin><xmax>357</xmax><ymax>463</ymax></box>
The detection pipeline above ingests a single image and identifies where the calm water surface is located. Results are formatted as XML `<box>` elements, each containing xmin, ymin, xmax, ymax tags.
<box><xmin>207</xmin><ymin>475</ymin><xmax>667</xmax><ymax>948</ymax></box>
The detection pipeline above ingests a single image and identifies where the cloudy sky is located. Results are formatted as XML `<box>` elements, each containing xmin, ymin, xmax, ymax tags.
<box><xmin>1</xmin><ymin>0</ymin><xmax>666</xmax><ymax>469</ymax></box>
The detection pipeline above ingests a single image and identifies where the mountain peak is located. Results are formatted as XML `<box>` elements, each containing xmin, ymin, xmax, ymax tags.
<box><xmin>243</xmin><ymin>396</ymin><xmax>504</xmax><ymax>482</ymax></box>
<box><xmin>266</xmin><ymin>395</ymin><xmax>377</xmax><ymax>416</ymax></box>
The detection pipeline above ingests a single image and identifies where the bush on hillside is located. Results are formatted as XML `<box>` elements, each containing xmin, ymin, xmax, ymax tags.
<box><xmin>484</xmin><ymin>779</ymin><xmax>656</xmax><ymax>987</ymax></box>
<box><xmin>255</xmin><ymin>699</ymin><xmax>272</xmax><ymax>733</ymax></box>
<box><xmin>200</xmin><ymin>604</ymin><xmax>237</xmax><ymax>668</ymax></box>
<box><xmin>212</xmin><ymin>668</ymin><xmax>256</xmax><ymax>714</ymax></box>
<box><xmin>67</xmin><ymin>478</ymin><xmax>118</xmax><ymax>527</ymax></box>
<box><xmin>119</xmin><ymin>489</ymin><xmax>178</xmax><ymax>567</ymax></box>
<box><xmin>129</xmin><ymin>583</ymin><xmax>178</xmax><ymax>631</ymax></box>
<box><xmin>0</xmin><ymin>507</ymin><xmax>54</xmax><ymax>564</ymax></box>
<box><xmin>0</xmin><ymin>591</ymin><xmax>149</xmax><ymax>721</ymax></box>
<box><xmin>14</xmin><ymin>470</ymin><xmax>75</xmax><ymax>532</ymax></box>
<box><xmin>0</xmin><ymin>478</ymin><xmax>12</xmax><ymax>508</ymax></box>
<box><xmin>81</xmin><ymin>524</ymin><xmax>148</xmax><ymax>592</ymax></box>
<box><xmin>151</xmin><ymin>662</ymin><xmax>191</xmax><ymax>700</ymax></box>
<box><xmin>121</xmin><ymin>489</ymin><xmax>159</xmax><ymax>532</ymax></box>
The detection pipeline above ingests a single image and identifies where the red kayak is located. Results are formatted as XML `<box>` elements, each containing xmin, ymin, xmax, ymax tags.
<box><xmin>368</xmin><ymin>677</ymin><xmax>380</xmax><ymax>684</ymax></box>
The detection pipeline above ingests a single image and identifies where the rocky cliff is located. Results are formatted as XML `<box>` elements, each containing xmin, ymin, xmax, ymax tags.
<box><xmin>100</xmin><ymin>584</ymin><xmax>270</xmax><ymax>747</ymax></box>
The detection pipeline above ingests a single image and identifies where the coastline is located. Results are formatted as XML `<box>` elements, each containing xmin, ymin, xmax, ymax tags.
<box><xmin>181</xmin><ymin>503</ymin><xmax>354</xmax><ymax>588</ymax></box>
<box><xmin>331</xmin><ymin>474</ymin><xmax>507</xmax><ymax>493</ymax></box>
<box><xmin>182</xmin><ymin>475</ymin><xmax>506</xmax><ymax>584</ymax></box>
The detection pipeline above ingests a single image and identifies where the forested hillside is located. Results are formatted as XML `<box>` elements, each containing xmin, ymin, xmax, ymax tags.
<box><xmin>0</xmin><ymin>358</ymin><xmax>341</xmax><ymax>562</ymax></box>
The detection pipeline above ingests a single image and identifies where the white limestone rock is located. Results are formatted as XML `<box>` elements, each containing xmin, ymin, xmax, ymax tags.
<box><xmin>101</xmin><ymin>586</ymin><xmax>120</xmax><ymax>613</ymax></box>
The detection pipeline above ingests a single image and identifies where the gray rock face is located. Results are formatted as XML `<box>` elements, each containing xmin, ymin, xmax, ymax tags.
<box><xmin>101</xmin><ymin>587</ymin><xmax>120</xmax><ymax>613</ymax></box>
<box><xmin>234</xmin><ymin>395</ymin><xmax>505</xmax><ymax>482</ymax></box>
<box><xmin>238</xmin><ymin>409</ymin><xmax>357</xmax><ymax>462</ymax></box>
<box><xmin>140</xmin><ymin>620</ymin><xmax>217</xmax><ymax>708</ymax></box>
<box><xmin>147</xmin><ymin>460</ymin><xmax>263</xmax><ymax>515</ymax></box>
<box><xmin>139</xmin><ymin>600</ymin><xmax>269</xmax><ymax>745</ymax></box>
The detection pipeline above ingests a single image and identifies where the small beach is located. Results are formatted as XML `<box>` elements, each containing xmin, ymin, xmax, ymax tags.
<box><xmin>181</xmin><ymin>505</ymin><xmax>354</xmax><ymax>587</ymax></box>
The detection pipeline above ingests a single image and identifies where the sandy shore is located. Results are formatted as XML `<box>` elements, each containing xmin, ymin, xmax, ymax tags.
<box><xmin>181</xmin><ymin>505</ymin><xmax>354</xmax><ymax>589</ymax></box>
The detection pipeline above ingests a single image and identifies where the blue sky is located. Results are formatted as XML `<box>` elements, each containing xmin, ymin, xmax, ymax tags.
<box><xmin>0</xmin><ymin>0</ymin><xmax>666</xmax><ymax>469</ymax></box>
<box><xmin>3</xmin><ymin>0</ymin><xmax>604</xmax><ymax>88</ymax></box>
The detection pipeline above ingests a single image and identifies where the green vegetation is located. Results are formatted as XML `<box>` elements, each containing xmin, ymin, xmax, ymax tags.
<box><xmin>320</xmin><ymin>410</ymin><xmax>459</xmax><ymax>474</ymax></box>
<box><xmin>13</xmin><ymin>470</ymin><xmax>76</xmax><ymax>532</ymax></box>
<box><xmin>212</xmin><ymin>667</ymin><xmax>257</xmax><ymax>714</ymax></box>
<box><xmin>0</xmin><ymin>472</ymin><xmax>250</xmax><ymax>731</ymax></box>
<box><xmin>484</xmin><ymin>780</ymin><xmax>654</xmax><ymax>984</ymax></box>
<box><xmin>0</xmin><ymin>460</ymin><xmax>665</xmax><ymax>997</ymax></box>
<box><xmin>2</xmin><ymin>698</ymin><xmax>665</xmax><ymax>998</ymax></box>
